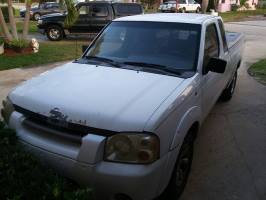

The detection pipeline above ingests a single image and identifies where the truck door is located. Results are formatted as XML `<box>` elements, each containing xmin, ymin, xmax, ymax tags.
<box><xmin>201</xmin><ymin>23</ymin><xmax>224</xmax><ymax>118</ymax></box>
<box><xmin>70</xmin><ymin>4</ymin><xmax>91</xmax><ymax>33</ymax></box>
<box><xmin>90</xmin><ymin>4</ymin><xmax>111</xmax><ymax>33</ymax></box>
<box><xmin>187</xmin><ymin>0</ymin><xmax>194</xmax><ymax>11</ymax></box>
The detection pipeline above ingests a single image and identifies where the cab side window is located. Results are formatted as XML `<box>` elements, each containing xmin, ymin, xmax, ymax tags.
<box><xmin>91</xmin><ymin>5</ymin><xmax>108</xmax><ymax>17</ymax></box>
<box><xmin>218</xmin><ymin>19</ymin><xmax>228</xmax><ymax>53</ymax></box>
<box><xmin>79</xmin><ymin>5</ymin><xmax>90</xmax><ymax>15</ymax></box>
<box><xmin>203</xmin><ymin>23</ymin><xmax>219</xmax><ymax>72</ymax></box>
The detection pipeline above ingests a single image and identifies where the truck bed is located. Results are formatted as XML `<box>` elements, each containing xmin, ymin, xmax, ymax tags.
<box><xmin>226</xmin><ymin>32</ymin><xmax>244</xmax><ymax>49</ymax></box>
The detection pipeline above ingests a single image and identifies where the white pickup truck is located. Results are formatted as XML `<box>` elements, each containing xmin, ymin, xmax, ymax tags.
<box><xmin>159</xmin><ymin>0</ymin><xmax>201</xmax><ymax>13</ymax></box>
<box><xmin>2</xmin><ymin>14</ymin><xmax>243</xmax><ymax>200</ymax></box>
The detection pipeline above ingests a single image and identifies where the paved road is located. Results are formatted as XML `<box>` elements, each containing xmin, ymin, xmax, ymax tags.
<box><xmin>181</xmin><ymin>20</ymin><xmax>266</xmax><ymax>200</ymax></box>
<box><xmin>0</xmin><ymin>20</ymin><xmax>266</xmax><ymax>200</ymax></box>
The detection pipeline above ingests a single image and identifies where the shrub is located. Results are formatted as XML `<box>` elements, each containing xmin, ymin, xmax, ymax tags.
<box><xmin>0</xmin><ymin>121</ymin><xmax>94</xmax><ymax>200</ymax></box>
<box><xmin>0</xmin><ymin>37</ymin><xmax>4</xmax><ymax>45</ymax></box>
<box><xmin>0</xmin><ymin>6</ymin><xmax>15</xmax><ymax>23</ymax></box>
<box><xmin>7</xmin><ymin>39</ymin><xmax>29</xmax><ymax>50</ymax></box>
<box><xmin>244</xmin><ymin>2</ymin><xmax>250</xmax><ymax>8</ymax></box>
<box><xmin>231</xmin><ymin>4</ymin><xmax>240</xmax><ymax>11</ymax></box>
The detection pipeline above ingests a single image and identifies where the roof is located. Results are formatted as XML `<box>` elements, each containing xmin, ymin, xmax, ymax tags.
<box><xmin>115</xmin><ymin>13</ymin><xmax>218</xmax><ymax>24</ymax></box>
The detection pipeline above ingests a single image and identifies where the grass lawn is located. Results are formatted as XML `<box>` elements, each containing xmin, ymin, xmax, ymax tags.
<box><xmin>220</xmin><ymin>9</ymin><xmax>266</xmax><ymax>22</ymax></box>
<box><xmin>248</xmin><ymin>59</ymin><xmax>266</xmax><ymax>85</ymax></box>
<box><xmin>0</xmin><ymin>21</ymin><xmax>38</xmax><ymax>33</ymax></box>
<box><xmin>0</xmin><ymin>41</ymin><xmax>88</xmax><ymax>71</ymax></box>
<box><xmin>0</xmin><ymin>121</ymin><xmax>93</xmax><ymax>200</ymax></box>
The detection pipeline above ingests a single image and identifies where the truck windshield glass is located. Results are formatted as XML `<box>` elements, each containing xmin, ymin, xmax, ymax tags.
<box><xmin>86</xmin><ymin>21</ymin><xmax>201</xmax><ymax>71</ymax></box>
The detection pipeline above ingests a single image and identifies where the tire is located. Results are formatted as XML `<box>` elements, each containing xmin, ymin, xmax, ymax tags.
<box><xmin>220</xmin><ymin>71</ymin><xmax>237</xmax><ymax>101</ymax></box>
<box><xmin>159</xmin><ymin>132</ymin><xmax>194</xmax><ymax>200</ymax></box>
<box><xmin>196</xmin><ymin>7</ymin><xmax>200</xmax><ymax>13</ymax></box>
<box><xmin>46</xmin><ymin>25</ymin><xmax>63</xmax><ymax>41</ymax></box>
<box><xmin>180</xmin><ymin>8</ymin><xmax>186</xmax><ymax>13</ymax></box>
<box><xmin>33</xmin><ymin>13</ymin><xmax>41</xmax><ymax>21</ymax></box>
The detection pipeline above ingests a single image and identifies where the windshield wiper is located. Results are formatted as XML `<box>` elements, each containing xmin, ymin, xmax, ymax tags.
<box><xmin>85</xmin><ymin>56</ymin><xmax>123</xmax><ymax>68</ymax></box>
<box><xmin>122</xmin><ymin>61</ymin><xmax>182</xmax><ymax>76</ymax></box>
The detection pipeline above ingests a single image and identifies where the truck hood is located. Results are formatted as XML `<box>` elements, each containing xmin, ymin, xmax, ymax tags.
<box><xmin>9</xmin><ymin>62</ymin><xmax>184</xmax><ymax>132</ymax></box>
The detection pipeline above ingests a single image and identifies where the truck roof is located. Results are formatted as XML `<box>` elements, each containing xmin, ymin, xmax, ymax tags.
<box><xmin>115</xmin><ymin>13</ymin><xmax>219</xmax><ymax>24</ymax></box>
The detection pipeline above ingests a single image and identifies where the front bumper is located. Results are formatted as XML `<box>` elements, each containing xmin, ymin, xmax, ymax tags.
<box><xmin>9</xmin><ymin>111</ymin><xmax>169</xmax><ymax>200</ymax></box>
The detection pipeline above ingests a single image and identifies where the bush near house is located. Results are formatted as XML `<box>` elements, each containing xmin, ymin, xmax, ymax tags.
<box><xmin>0</xmin><ymin>120</ymin><xmax>94</xmax><ymax>200</ymax></box>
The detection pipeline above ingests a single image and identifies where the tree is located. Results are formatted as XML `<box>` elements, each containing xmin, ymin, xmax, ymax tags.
<box><xmin>7</xmin><ymin>0</ymin><xmax>18</xmax><ymax>39</ymax></box>
<box><xmin>22</xmin><ymin>0</ymin><xmax>32</xmax><ymax>39</ymax></box>
<box><xmin>0</xmin><ymin>7</ymin><xmax>12</xmax><ymax>40</ymax></box>
<box><xmin>201</xmin><ymin>0</ymin><xmax>209</xmax><ymax>13</ymax></box>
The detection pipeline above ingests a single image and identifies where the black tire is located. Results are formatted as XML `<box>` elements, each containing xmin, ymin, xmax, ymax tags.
<box><xmin>33</xmin><ymin>13</ymin><xmax>41</xmax><ymax>21</ymax></box>
<box><xmin>159</xmin><ymin>133</ymin><xmax>194</xmax><ymax>200</ymax></box>
<box><xmin>46</xmin><ymin>25</ymin><xmax>63</xmax><ymax>41</ymax></box>
<box><xmin>196</xmin><ymin>7</ymin><xmax>201</xmax><ymax>13</ymax></box>
<box><xmin>220</xmin><ymin>71</ymin><xmax>237</xmax><ymax>101</ymax></box>
<box><xmin>180</xmin><ymin>8</ymin><xmax>186</xmax><ymax>13</ymax></box>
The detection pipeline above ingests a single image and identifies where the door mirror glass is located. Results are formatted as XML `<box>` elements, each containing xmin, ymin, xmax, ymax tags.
<box><xmin>206</xmin><ymin>57</ymin><xmax>227</xmax><ymax>74</ymax></box>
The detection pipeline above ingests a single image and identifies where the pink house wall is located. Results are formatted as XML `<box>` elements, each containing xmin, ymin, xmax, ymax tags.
<box><xmin>218</xmin><ymin>0</ymin><xmax>259</xmax><ymax>12</ymax></box>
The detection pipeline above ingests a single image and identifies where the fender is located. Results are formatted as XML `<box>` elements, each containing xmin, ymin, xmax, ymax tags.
<box><xmin>170</xmin><ymin>106</ymin><xmax>201</xmax><ymax>150</ymax></box>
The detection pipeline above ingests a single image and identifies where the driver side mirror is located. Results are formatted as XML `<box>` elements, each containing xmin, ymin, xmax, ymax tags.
<box><xmin>205</xmin><ymin>57</ymin><xmax>227</xmax><ymax>74</ymax></box>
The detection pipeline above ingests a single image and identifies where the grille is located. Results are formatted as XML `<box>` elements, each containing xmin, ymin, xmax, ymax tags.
<box><xmin>14</xmin><ymin>104</ymin><xmax>116</xmax><ymax>139</ymax></box>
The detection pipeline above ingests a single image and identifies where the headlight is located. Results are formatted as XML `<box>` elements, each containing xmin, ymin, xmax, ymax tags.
<box><xmin>104</xmin><ymin>133</ymin><xmax>160</xmax><ymax>164</ymax></box>
<box><xmin>37</xmin><ymin>19</ymin><xmax>43</xmax><ymax>25</ymax></box>
<box><xmin>1</xmin><ymin>97</ymin><xmax>14</xmax><ymax>124</ymax></box>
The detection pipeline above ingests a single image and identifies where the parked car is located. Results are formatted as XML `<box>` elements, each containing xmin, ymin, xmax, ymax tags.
<box><xmin>2</xmin><ymin>13</ymin><xmax>243</xmax><ymax>200</ymax></box>
<box><xmin>37</xmin><ymin>2</ymin><xmax>144</xmax><ymax>41</ymax></box>
<box><xmin>159</xmin><ymin>0</ymin><xmax>201</xmax><ymax>13</ymax></box>
<box><xmin>20</xmin><ymin>2</ymin><xmax>65</xmax><ymax>21</ymax></box>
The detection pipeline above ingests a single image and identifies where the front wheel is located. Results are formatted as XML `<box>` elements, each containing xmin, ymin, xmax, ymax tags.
<box><xmin>196</xmin><ymin>7</ymin><xmax>201</xmax><ymax>13</ymax></box>
<box><xmin>159</xmin><ymin>133</ymin><xmax>194</xmax><ymax>199</ymax></box>
<box><xmin>33</xmin><ymin>13</ymin><xmax>41</xmax><ymax>21</ymax></box>
<box><xmin>46</xmin><ymin>25</ymin><xmax>63</xmax><ymax>41</ymax></box>
<box><xmin>220</xmin><ymin>71</ymin><xmax>237</xmax><ymax>101</ymax></box>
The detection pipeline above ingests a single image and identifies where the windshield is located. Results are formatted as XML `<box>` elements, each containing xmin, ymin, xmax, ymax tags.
<box><xmin>85</xmin><ymin>21</ymin><xmax>201</xmax><ymax>72</ymax></box>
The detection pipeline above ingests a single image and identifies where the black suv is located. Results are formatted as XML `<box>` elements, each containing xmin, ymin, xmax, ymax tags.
<box><xmin>20</xmin><ymin>2</ymin><xmax>65</xmax><ymax>21</ymax></box>
<box><xmin>37</xmin><ymin>2</ymin><xmax>143</xmax><ymax>41</ymax></box>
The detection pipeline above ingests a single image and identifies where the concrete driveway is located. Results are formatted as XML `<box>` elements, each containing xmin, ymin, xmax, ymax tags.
<box><xmin>0</xmin><ymin>20</ymin><xmax>266</xmax><ymax>200</ymax></box>
<box><xmin>181</xmin><ymin>20</ymin><xmax>266</xmax><ymax>200</ymax></box>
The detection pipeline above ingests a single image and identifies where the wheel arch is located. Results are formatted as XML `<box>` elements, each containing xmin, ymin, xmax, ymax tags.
<box><xmin>170</xmin><ymin>106</ymin><xmax>201</xmax><ymax>150</ymax></box>
<box><xmin>156</xmin><ymin>112</ymin><xmax>200</xmax><ymax>197</ymax></box>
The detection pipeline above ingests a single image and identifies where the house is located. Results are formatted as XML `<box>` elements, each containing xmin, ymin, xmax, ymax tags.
<box><xmin>218</xmin><ymin>0</ymin><xmax>258</xmax><ymax>12</ymax></box>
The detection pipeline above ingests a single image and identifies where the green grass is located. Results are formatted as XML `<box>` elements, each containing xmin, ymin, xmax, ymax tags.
<box><xmin>0</xmin><ymin>21</ymin><xmax>38</xmax><ymax>34</ymax></box>
<box><xmin>0</xmin><ymin>120</ymin><xmax>93</xmax><ymax>200</ymax></box>
<box><xmin>220</xmin><ymin>9</ymin><xmax>266</xmax><ymax>22</ymax></box>
<box><xmin>248</xmin><ymin>59</ymin><xmax>266</xmax><ymax>85</ymax></box>
<box><xmin>0</xmin><ymin>42</ymin><xmax>88</xmax><ymax>71</ymax></box>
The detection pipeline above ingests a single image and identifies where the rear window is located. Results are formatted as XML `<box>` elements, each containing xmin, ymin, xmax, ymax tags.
<box><xmin>113</xmin><ymin>4</ymin><xmax>142</xmax><ymax>16</ymax></box>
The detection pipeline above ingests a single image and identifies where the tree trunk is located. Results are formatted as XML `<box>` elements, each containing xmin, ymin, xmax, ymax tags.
<box><xmin>0</xmin><ymin>7</ymin><xmax>13</xmax><ymax>41</ymax></box>
<box><xmin>201</xmin><ymin>0</ymin><xmax>209</xmax><ymax>13</ymax></box>
<box><xmin>22</xmin><ymin>0</ymin><xmax>32</xmax><ymax>39</ymax></box>
<box><xmin>7</xmin><ymin>0</ymin><xmax>18</xmax><ymax>40</ymax></box>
